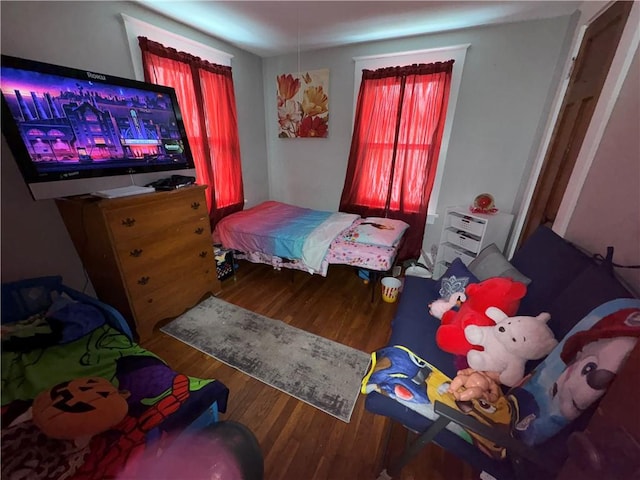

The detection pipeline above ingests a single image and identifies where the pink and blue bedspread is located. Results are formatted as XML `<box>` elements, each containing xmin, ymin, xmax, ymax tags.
<box><xmin>214</xmin><ymin>201</ymin><xmax>404</xmax><ymax>275</ymax></box>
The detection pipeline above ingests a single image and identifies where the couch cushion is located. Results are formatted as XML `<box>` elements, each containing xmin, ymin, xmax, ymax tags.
<box><xmin>545</xmin><ymin>262</ymin><xmax>634</xmax><ymax>342</ymax></box>
<box><xmin>468</xmin><ymin>243</ymin><xmax>531</xmax><ymax>285</ymax></box>
<box><xmin>511</xmin><ymin>226</ymin><xmax>593</xmax><ymax>317</ymax></box>
<box><xmin>389</xmin><ymin>275</ymin><xmax>460</xmax><ymax>379</ymax></box>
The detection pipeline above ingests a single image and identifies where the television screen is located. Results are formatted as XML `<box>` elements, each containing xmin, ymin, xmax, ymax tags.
<box><xmin>1</xmin><ymin>54</ymin><xmax>195</xmax><ymax>200</ymax></box>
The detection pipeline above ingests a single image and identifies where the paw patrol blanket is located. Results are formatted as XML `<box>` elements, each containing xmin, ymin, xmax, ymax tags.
<box><xmin>361</xmin><ymin>345</ymin><xmax>512</xmax><ymax>460</ymax></box>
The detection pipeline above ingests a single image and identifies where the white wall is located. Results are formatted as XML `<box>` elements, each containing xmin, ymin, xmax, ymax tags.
<box><xmin>0</xmin><ymin>0</ymin><xmax>268</xmax><ymax>291</ymax></box>
<box><xmin>262</xmin><ymin>15</ymin><xmax>576</xmax><ymax>256</ymax></box>
<box><xmin>0</xmin><ymin>1</ymin><xmax>577</xmax><ymax>291</ymax></box>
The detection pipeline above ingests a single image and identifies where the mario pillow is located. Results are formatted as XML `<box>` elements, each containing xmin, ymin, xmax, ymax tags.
<box><xmin>507</xmin><ymin>298</ymin><xmax>640</xmax><ymax>445</ymax></box>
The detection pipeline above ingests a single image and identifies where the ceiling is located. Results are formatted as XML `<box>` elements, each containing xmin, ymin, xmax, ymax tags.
<box><xmin>136</xmin><ymin>1</ymin><xmax>581</xmax><ymax>58</ymax></box>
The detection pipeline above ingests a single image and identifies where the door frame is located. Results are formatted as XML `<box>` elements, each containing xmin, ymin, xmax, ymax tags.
<box><xmin>507</xmin><ymin>1</ymin><xmax>640</xmax><ymax>258</ymax></box>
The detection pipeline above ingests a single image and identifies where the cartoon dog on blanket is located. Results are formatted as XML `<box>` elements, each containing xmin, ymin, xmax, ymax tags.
<box><xmin>361</xmin><ymin>345</ymin><xmax>513</xmax><ymax>459</ymax></box>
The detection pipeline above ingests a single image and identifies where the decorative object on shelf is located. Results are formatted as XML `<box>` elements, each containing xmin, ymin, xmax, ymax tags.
<box><xmin>277</xmin><ymin>69</ymin><xmax>329</xmax><ymax>138</ymax></box>
<box><xmin>470</xmin><ymin>193</ymin><xmax>498</xmax><ymax>214</ymax></box>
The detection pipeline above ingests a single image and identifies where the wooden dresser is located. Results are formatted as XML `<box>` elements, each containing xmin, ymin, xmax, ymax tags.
<box><xmin>56</xmin><ymin>185</ymin><xmax>221</xmax><ymax>341</ymax></box>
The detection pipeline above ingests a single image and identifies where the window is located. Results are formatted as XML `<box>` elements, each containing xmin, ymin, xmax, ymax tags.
<box><xmin>121</xmin><ymin>13</ymin><xmax>232</xmax><ymax>78</ymax></box>
<box><xmin>351</xmin><ymin>75</ymin><xmax>445</xmax><ymax>212</ymax></box>
<box><xmin>352</xmin><ymin>45</ymin><xmax>469</xmax><ymax>223</ymax></box>
<box><xmin>138</xmin><ymin>37</ymin><xmax>244</xmax><ymax>225</ymax></box>
<box><xmin>123</xmin><ymin>15</ymin><xmax>243</xmax><ymax>226</ymax></box>
<box><xmin>341</xmin><ymin>45</ymin><xmax>468</xmax><ymax>260</ymax></box>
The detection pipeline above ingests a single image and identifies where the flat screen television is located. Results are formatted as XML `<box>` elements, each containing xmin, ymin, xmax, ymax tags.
<box><xmin>1</xmin><ymin>54</ymin><xmax>196</xmax><ymax>200</ymax></box>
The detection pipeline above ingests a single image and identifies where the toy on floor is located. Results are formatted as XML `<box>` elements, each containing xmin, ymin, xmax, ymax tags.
<box><xmin>433</xmin><ymin>277</ymin><xmax>527</xmax><ymax>356</ymax></box>
<box><xmin>465</xmin><ymin>307</ymin><xmax>558</xmax><ymax>387</ymax></box>
<box><xmin>449</xmin><ymin>368</ymin><xmax>502</xmax><ymax>403</ymax></box>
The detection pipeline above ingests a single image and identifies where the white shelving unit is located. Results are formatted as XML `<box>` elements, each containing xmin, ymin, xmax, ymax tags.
<box><xmin>434</xmin><ymin>206</ymin><xmax>514</xmax><ymax>278</ymax></box>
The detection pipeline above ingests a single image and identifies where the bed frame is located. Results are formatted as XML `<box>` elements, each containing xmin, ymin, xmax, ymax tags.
<box><xmin>214</xmin><ymin>202</ymin><xmax>407</xmax><ymax>300</ymax></box>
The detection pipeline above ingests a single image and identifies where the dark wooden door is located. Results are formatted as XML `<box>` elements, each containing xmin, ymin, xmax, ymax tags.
<box><xmin>518</xmin><ymin>1</ymin><xmax>633</xmax><ymax>245</ymax></box>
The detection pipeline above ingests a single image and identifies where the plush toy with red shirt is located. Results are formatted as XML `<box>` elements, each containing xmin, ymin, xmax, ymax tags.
<box><xmin>433</xmin><ymin>277</ymin><xmax>527</xmax><ymax>356</ymax></box>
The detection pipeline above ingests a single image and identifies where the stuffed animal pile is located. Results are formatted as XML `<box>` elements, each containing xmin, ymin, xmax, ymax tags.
<box><xmin>430</xmin><ymin>277</ymin><xmax>527</xmax><ymax>356</ymax></box>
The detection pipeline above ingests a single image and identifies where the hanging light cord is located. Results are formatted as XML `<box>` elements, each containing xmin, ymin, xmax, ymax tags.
<box><xmin>297</xmin><ymin>6</ymin><xmax>301</xmax><ymax>74</ymax></box>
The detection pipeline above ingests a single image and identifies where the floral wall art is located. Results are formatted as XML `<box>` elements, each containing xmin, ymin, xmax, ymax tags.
<box><xmin>277</xmin><ymin>68</ymin><xmax>329</xmax><ymax>138</ymax></box>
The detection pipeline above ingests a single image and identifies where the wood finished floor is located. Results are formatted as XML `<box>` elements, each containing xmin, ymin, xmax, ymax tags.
<box><xmin>142</xmin><ymin>261</ymin><xmax>478</xmax><ymax>480</ymax></box>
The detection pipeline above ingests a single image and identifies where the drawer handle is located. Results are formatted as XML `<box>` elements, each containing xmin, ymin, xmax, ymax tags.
<box><xmin>129</xmin><ymin>248</ymin><xmax>143</xmax><ymax>257</ymax></box>
<box><xmin>195</xmin><ymin>227</ymin><xmax>205</xmax><ymax>235</ymax></box>
<box><xmin>147</xmin><ymin>298</ymin><xmax>153</xmax><ymax>304</ymax></box>
<box><xmin>137</xmin><ymin>276</ymin><xmax>150</xmax><ymax>285</ymax></box>
<box><xmin>191</xmin><ymin>201</ymin><xmax>201</xmax><ymax>210</ymax></box>
<box><xmin>199</xmin><ymin>251</ymin><xmax>208</xmax><ymax>258</ymax></box>
<box><xmin>121</xmin><ymin>217</ymin><xmax>136</xmax><ymax>227</ymax></box>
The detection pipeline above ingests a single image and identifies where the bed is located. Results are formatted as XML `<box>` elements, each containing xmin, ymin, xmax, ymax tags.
<box><xmin>213</xmin><ymin>200</ymin><xmax>409</xmax><ymax>277</ymax></box>
<box><xmin>1</xmin><ymin>276</ymin><xmax>230</xmax><ymax>480</ymax></box>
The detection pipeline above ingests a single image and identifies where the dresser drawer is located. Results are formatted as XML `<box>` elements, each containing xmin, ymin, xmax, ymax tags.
<box><xmin>446</xmin><ymin>228</ymin><xmax>481</xmax><ymax>254</ymax></box>
<box><xmin>114</xmin><ymin>218</ymin><xmax>212</xmax><ymax>266</ymax></box>
<box><xmin>449</xmin><ymin>212</ymin><xmax>486</xmax><ymax>237</ymax></box>
<box><xmin>117</xmin><ymin>232</ymin><xmax>213</xmax><ymax>282</ymax></box>
<box><xmin>104</xmin><ymin>190</ymin><xmax>207</xmax><ymax>242</ymax></box>
<box><xmin>131</xmin><ymin>268</ymin><xmax>218</xmax><ymax>339</ymax></box>
<box><xmin>123</xmin><ymin>245</ymin><xmax>215</xmax><ymax>299</ymax></box>
<box><xmin>441</xmin><ymin>243</ymin><xmax>476</xmax><ymax>265</ymax></box>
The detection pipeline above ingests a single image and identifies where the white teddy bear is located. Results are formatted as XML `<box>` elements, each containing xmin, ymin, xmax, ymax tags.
<box><xmin>464</xmin><ymin>307</ymin><xmax>558</xmax><ymax>387</ymax></box>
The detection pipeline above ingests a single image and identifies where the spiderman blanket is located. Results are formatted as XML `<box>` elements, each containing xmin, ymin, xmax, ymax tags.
<box><xmin>1</xmin><ymin>324</ymin><xmax>229</xmax><ymax>479</ymax></box>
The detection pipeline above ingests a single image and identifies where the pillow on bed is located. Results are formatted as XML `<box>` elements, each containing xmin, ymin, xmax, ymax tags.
<box><xmin>344</xmin><ymin>217</ymin><xmax>409</xmax><ymax>247</ymax></box>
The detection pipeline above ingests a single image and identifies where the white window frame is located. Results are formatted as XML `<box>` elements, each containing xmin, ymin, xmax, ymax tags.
<box><xmin>352</xmin><ymin>44</ymin><xmax>469</xmax><ymax>224</ymax></box>
<box><xmin>121</xmin><ymin>13</ymin><xmax>233</xmax><ymax>82</ymax></box>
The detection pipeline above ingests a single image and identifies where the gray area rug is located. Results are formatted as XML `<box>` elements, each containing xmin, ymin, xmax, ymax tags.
<box><xmin>161</xmin><ymin>296</ymin><xmax>371</xmax><ymax>423</ymax></box>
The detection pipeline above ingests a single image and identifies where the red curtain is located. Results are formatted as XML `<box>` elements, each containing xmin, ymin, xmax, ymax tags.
<box><xmin>138</xmin><ymin>37</ymin><xmax>244</xmax><ymax>227</ymax></box>
<box><xmin>340</xmin><ymin>61</ymin><xmax>453</xmax><ymax>260</ymax></box>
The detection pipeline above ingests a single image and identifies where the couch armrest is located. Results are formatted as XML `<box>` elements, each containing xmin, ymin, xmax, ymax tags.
<box><xmin>433</xmin><ymin>401</ymin><xmax>561</xmax><ymax>474</ymax></box>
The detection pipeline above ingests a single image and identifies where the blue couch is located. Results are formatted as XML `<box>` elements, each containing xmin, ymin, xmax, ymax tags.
<box><xmin>365</xmin><ymin>226</ymin><xmax>635</xmax><ymax>479</ymax></box>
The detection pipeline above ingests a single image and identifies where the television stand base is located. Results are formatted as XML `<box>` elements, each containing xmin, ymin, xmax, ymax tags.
<box><xmin>93</xmin><ymin>185</ymin><xmax>156</xmax><ymax>199</ymax></box>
